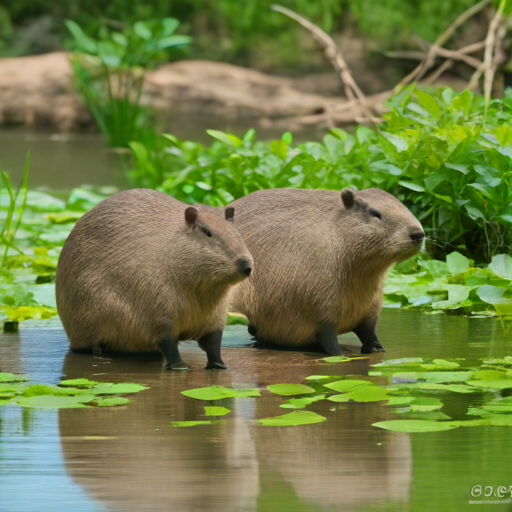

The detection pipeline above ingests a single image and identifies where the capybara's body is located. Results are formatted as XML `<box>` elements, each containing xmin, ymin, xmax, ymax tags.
<box><xmin>228</xmin><ymin>188</ymin><xmax>424</xmax><ymax>355</ymax></box>
<box><xmin>56</xmin><ymin>189</ymin><xmax>253</xmax><ymax>369</ymax></box>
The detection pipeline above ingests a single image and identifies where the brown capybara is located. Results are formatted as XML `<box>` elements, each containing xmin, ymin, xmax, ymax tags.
<box><xmin>55</xmin><ymin>189</ymin><xmax>253</xmax><ymax>370</ymax></box>
<box><xmin>228</xmin><ymin>187</ymin><xmax>424</xmax><ymax>355</ymax></box>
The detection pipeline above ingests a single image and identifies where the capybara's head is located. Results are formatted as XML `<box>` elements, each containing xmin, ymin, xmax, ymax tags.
<box><xmin>340</xmin><ymin>188</ymin><xmax>424</xmax><ymax>263</ymax></box>
<box><xmin>184</xmin><ymin>205</ymin><xmax>253</xmax><ymax>285</ymax></box>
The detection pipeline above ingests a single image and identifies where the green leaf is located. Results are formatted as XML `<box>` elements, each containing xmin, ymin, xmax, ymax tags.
<box><xmin>235</xmin><ymin>388</ymin><xmax>261</xmax><ymax>397</ymax></box>
<box><xmin>345</xmin><ymin>386</ymin><xmax>389</xmax><ymax>402</ymax></box>
<box><xmin>0</xmin><ymin>372</ymin><xmax>29</xmax><ymax>383</ymax></box>
<box><xmin>398</xmin><ymin>181</ymin><xmax>426</xmax><ymax>192</ymax></box>
<box><xmin>467</xmin><ymin>380</ymin><xmax>512</xmax><ymax>390</ymax></box>
<box><xmin>267</xmin><ymin>384</ymin><xmax>315</xmax><ymax>396</ymax></box>
<box><xmin>270</xmin><ymin>140</ymin><xmax>287</xmax><ymax>159</ymax></box>
<box><xmin>381</xmin><ymin>132</ymin><xmax>408</xmax><ymax>152</ymax></box>
<box><xmin>372</xmin><ymin>420</ymin><xmax>458</xmax><ymax>432</ymax></box>
<box><xmin>172</xmin><ymin>420</ymin><xmax>215</xmax><ymax>427</ymax></box>
<box><xmin>59</xmin><ymin>378</ymin><xmax>99</xmax><ymax>388</ymax></box>
<box><xmin>206</xmin><ymin>130</ymin><xmax>243</xmax><ymax>148</ymax></box>
<box><xmin>446</xmin><ymin>252</ymin><xmax>469</xmax><ymax>274</ymax></box>
<box><xmin>15</xmin><ymin>394</ymin><xmax>95</xmax><ymax>408</ymax></box>
<box><xmin>257</xmin><ymin>411</ymin><xmax>326</xmax><ymax>427</ymax></box>
<box><xmin>133</xmin><ymin>21</ymin><xmax>152</xmax><ymax>41</ymax></box>
<box><xmin>93</xmin><ymin>397</ymin><xmax>130</xmax><ymax>407</ymax></box>
<box><xmin>323</xmin><ymin>380</ymin><xmax>374</xmax><ymax>392</ymax></box>
<box><xmin>477</xmin><ymin>285</ymin><xmax>512</xmax><ymax>305</ymax></box>
<box><xmin>416</xmin><ymin>383</ymin><xmax>476</xmax><ymax>393</ymax></box>
<box><xmin>465</xmin><ymin>205</ymin><xmax>485</xmax><ymax>220</ymax></box>
<box><xmin>488</xmin><ymin>254</ymin><xmax>512</xmax><ymax>280</ymax></box>
<box><xmin>181</xmin><ymin>386</ymin><xmax>239</xmax><ymax>401</ymax></box>
<box><xmin>157</xmin><ymin>35</ymin><xmax>192</xmax><ymax>49</ymax></box>
<box><xmin>65</xmin><ymin>20</ymin><xmax>97</xmax><ymax>53</ymax></box>
<box><xmin>204</xmin><ymin>406</ymin><xmax>231</xmax><ymax>416</ymax></box>
<box><xmin>92</xmin><ymin>383</ymin><xmax>149</xmax><ymax>395</ymax></box>
<box><xmin>387</xmin><ymin>396</ymin><xmax>415</xmax><ymax>405</ymax></box>
<box><xmin>327</xmin><ymin>394</ymin><xmax>351</xmax><ymax>402</ymax></box>
<box><xmin>285</xmin><ymin>395</ymin><xmax>325</xmax><ymax>407</ymax></box>
<box><xmin>416</xmin><ymin>90</ymin><xmax>442</xmax><ymax>118</ymax></box>
<box><xmin>422</xmin><ymin>371</ymin><xmax>473</xmax><ymax>383</ymax></box>
<box><xmin>372</xmin><ymin>358</ymin><xmax>425</xmax><ymax>368</ymax></box>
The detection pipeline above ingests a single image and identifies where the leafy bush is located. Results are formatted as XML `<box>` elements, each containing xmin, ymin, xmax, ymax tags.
<box><xmin>127</xmin><ymin>86</ymin><xmax>512</xmax><ymax>263</ymax></box>
<box><xmin>66</xmin><ymin>18</ymin><xmax>191</xmax><ymax>147</ymax></box>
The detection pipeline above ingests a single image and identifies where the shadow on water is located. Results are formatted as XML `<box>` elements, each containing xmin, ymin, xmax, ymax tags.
<box><xmin>1</xmin><ymin>310</ymin><xmax>512</xmax><ymax>511</ymax></box>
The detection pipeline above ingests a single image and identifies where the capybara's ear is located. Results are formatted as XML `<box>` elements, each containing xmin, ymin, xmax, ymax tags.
<box><xmin>185</xmin><ymin>206</ymin><xmax>199</xmax><ymax>225</ymax></box>
<box><xmin>341</xmin><ymin>188</ymin><xmax>356</xmax><ymax>209</ymax></box>
<box><xmin>225</xmin><ymin>207</ymin><xmax>235</xmax><ymax>222</ymax></box>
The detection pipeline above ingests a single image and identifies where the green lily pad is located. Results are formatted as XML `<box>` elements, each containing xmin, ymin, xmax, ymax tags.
<box><xmin>59</xmin><ymin>378</ymin><xmax>100</xmax><ymax>388</ymax></box>
<box><xmin>93</xmin><ymin>397</ymin><xmax>130</xmax><ymax>407</ymax></box>
<box><xmin>372</xmin><ymin>358</ymin><xmax>425</xmax><ymax>368</ymax></box>
<box><xmin>387</xmin><ymin>396</ymin><xmax>415</xmax><ymax>405</ymax></box>
<box><xmin>267</xmin><ymin>384</ymin><xmax>315</xmax><ymax>396</ymax></box>
<box><xmin>345</xmin><ymin>386</ymin><xmax>389</xmax><ymax>402</ymax></box>
<box><xmin>482</xmin><ymin>403</ymin><xmax>512</xmax><ymax>413</ymax></box>
<box><xmin>204</xmin><ymin>406</ymin><xmax>231</xmax><ymax>416</ymax></box>
<box><xmin>416</xmin><ymin>383</ymin><xmax>476</xmax><ymax>393</ymax></box>
<box><xmin>327</xmin><ymin>394</ymin><xmax>351</xmax><ymax>402</ymax></box>
<box><xmin>0</xmin><ymin>372</ymin><xmax>30</xmax><ymax>383</ymax></box>
<box><xmin>181</xmin><ymin>386</ymin><xmax>239</xmax><ymax>401</ymax></box>
<box><xmin>21</xmin><ymin>384</ymin><xmax>88</xmax><ymax>397</ymax></box>
<box><xmin>422</xmin><ymin>371</ymin><xmax>474</xmax><ymax>383</ymax></box>
<box><xmin>257</xmin><ymin>411</ymin><xmax>326</xmax><ymax>427</ymax></box>
<box><xmin>372</xmin><ymin>420</ymin><xmax>459</xmax><ymax>432</ymax></box>
<box><xmin>285</xmin><ymin>395</ymin><xmax>326</xmax><ymax>408</ymax></box>
<box><xmin>172</xmin><ymin>420</ymin><xmax>215</xmax><ymax>427</ymax></box>
<box><xmin>467</xmin><ymin>380</ymin><xmax>512</xmax><ymax>390</ymax></box>
<box><xmin>324</xmin><ymin>380</ymin><xmax>374</xmax><ymax>393</ymax></box>
<box><xmin>280</xmin><ymin>404</ymin><xmax>303</xmax><ymax>409</ymax></box>
<box><xmin>235</xmin><ymin>388</ymin><xmax>260</xmax><ymax>397</ymax></box>
<box><xmin>392</xmin><ymin>372</ymin><xmax>424</xmax><ymax>382</ymax></box>
<box><xmin>305</xmin><ymin>375</ymin><xmax>341</xmax><ymax>381</ymax></box>
<box><xmin>420</xmin><ymin>359</ymin><xmax>460</xmax><ymax>370</ymax></box>
<box><xmin>15</xmin><ymin>394</ymin><xmax>96</xmax><ymax>408</ymax></box>
<box><xmin>472</xmin><ymin>370</ymin><xmax>509</xmax><ymax>380</ymax></box>
<box><xmin>92</xmin><ymin>383</ymin><xmax>149</xmax><ymax>395</ymax></box>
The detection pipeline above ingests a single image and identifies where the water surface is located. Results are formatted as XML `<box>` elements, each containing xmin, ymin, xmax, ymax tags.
<box><xmin>0</xmin><ymin>310</ymin><xmax>511</xmax><ymax>512</ymax></box>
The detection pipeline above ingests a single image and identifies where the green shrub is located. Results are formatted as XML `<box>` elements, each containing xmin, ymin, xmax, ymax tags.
<box><xmin>128</xmin><ymin>86</ymin><xmax>512</xmax><ymax>263</ymax></box>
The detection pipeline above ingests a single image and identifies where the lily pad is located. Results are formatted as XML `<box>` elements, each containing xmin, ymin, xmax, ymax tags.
<box><xmin>327</xmin><ymin>394</ymin><xmax>351</xmax><ymax>402</ymax></box>
<box><xmin>204</xmin><ymin>406</ymin><xmax>231</xmax><ymax>416</ymax></box>
<box><xmin>172</xmin><ymin>420</ymin><xmax>215</xmax><ymax>427</ymax></box>
<box><xmin>92</xmin><ymin>383</ymin><xmax>149</xmax><ymax>395</ymax></box>
<box><xmin>257</xmin><ymin>411</ymin><xmax>326</xmax><ymax>427</ymax></box>
<box><xmin>285</xmin><ymin>395</ymin><xmax>326</xmax><ymax>408</ymax></box>
<box><xmin>235</xmin><ymin>388</ymin><xmax>260</xmax><ymax>397</ymax></box>
<box><xmin>324</xmin><ymin>380</ymin><xmax>374</xmax><ymax>393</ymax></box>
<box><xmin>59</xmin><ymin>378</ymin><xmax>100</xmax><ymax>388</ymax></box>
<box><xmin>181</xmin><ymin>386</ymin><xmax>239</xmax><ymax>401</ymax></box>
<box><xmin>467</xmin><ymin>379</ymin><xmax>512</xmax><ymax>390</ymax></box>
<box><xmin>93</xmin><ymin>397</ymin><xmax>130</xmax><ymax>407</ymax></box>
<box><xmin>345</xmin><ymin>386</ymin><xmax>389</xmax><ymax>402</ymax></box>
<box><xmin>387</xmin><ymin>396</ymin><xmax>415</xmax><ymax>405</ymax></box>
<box><xmin>15</xmin><ymin>394</ymin><xmax>95</xmax><ymax>408</ymax></box>
<box><xmin>372</xmin><ymin>358</ymin><xmax>425</xmax><ymax>368</ymax></box>
<box><xmin>305</xmin><ymin>375</ymin><xmax>342</xmax><ymax>381</ymax></box>
<box><xmin>372</xmin><ymin>420</ymin><xmax>459</xmax><ymax>432</ymax></box>
<box><xmin>0</xmin><ymin>372</ymin><xmax>30</xmax><ymax>383</ymax></box>
<box><xmin>472</xmin><ymin>370</ymin><xmax>509</xmax><ymax>380</ymax></box>
<box><xmin>267</xmin><ymin>384</ymin><xmax>315</xmax><ymax>396</ymax></box>
<box><xmin>416</xmin><ymin>383</ymin><xmax>476</xmax><ymax>393</ymax></box>
<box><xmin>422</xmin><ymin>371</ymin><xmax>474</xmax><ymax>383</ymax></box>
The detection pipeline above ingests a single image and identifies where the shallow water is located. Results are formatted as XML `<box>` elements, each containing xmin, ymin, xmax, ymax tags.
<box><xmin>1</xmin><ymin>309</ymin><xmax>512</xmax><ymax>512</ymax></box>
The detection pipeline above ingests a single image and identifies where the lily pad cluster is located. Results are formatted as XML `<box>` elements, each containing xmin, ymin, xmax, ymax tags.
<box><xmin>177</xmin><ymin>356</ymin><xmax>512</xmax><ymax>431</ymax></box>
<box><xmin>0</xmin><ymin>373</ymin><xmax>148</xmax><ymax>408</ymax></box>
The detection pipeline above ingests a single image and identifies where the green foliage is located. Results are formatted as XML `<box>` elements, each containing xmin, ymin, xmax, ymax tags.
<box><xmin>66</xmin><ymin>18</ymin><xmax>191</xmax><ymax>147</ymax></box>
<box><xmin>129</xmin><ymin>87</ymin><xmax>512</xmax><ymax>262</ymax></box>
<box><xmin>256</xmin><ymin>411</ymin><xmax>327</xmax><ymax>427</ymax></box>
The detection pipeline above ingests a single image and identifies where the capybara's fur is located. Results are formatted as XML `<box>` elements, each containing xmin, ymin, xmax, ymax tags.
<box><xmin>56</xmin><ymin>189</ymin><xmax>253</xmax><ymax>370</ymax></box>
<box><xmin>228</xmin><ymin>188</ymin><xmax>424</xmax><ymax>355</ymax></box>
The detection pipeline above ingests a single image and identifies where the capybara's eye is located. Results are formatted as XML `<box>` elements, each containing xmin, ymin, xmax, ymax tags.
<box><xmin>369</xmin><ymin>208</ymin><xmax>382</xmax><ymax>220</ymax></box>
<box><xmin>201</xmin><ymin>226</ymin><xmax>212</xmax><ymax>237</ymax></box>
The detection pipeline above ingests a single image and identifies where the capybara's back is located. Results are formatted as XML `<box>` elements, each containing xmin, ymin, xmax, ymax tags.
<box><xmin>56</xmin><ymin>189</ymin><xmax>253</xmax><ymax>369</ymax></box>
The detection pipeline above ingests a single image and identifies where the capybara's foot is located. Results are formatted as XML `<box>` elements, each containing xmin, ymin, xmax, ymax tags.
<box><xmin>374</xmin><ymin>341</ymin><xmax>386</xmax><ymax>352</ymax></box>
<box><xmin>205</xmin><ymin>361</ymin><xmax>227</xmax><ymax>370</ymax></box>
<box><xmin>166</xmin><ymin>360</ymin><xmax>189</xmax><ymax>371</ymax></box>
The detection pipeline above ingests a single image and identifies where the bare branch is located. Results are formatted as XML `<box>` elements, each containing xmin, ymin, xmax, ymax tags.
<box><xmin>423</xmin><ymin>60</ymin><xmax>454</xmax><ymax>85</ymax></box>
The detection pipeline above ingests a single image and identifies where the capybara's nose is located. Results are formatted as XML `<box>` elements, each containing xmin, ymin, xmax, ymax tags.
<box><xmin>237</xmin><ymin>258</ymin><xmax>253</xmax><ymax>276</ymax></box>
<box><xmin>410</xmin><ymin>230</ymin><xmax>425</xmax><ymax>243</ymax></box>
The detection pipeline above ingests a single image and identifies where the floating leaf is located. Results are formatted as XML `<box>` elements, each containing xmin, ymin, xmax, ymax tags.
<box><xmin>345</xmin><ymin>386</ymin><xmax>389</xmax><ymax>402</ymax></box>
<box><xmin>327</xmin><ymin>394</ymin><xmax>351</xmax><ymax>402</ymax></box>
<box><xmin>387</xmin><ymin>396</ymin><xmax>415</xmax><ymax>405</ymax></box>
<box><xmin>446</xmin><ymin>252</ymin><xmax>470</xmax><ymax>274</ymax></box>
<box><xmin>422</xmin><ymin>371</ymin><xmax>473</xmax><ymax>383</ymax></box>
<box><xmin>372</xmin><ymin>358</ymin><xmax>425</xmax><ymax>368</ymax></box>
<box><xmin>0</xmin><ymin>372</ymin><xmax>29</xmax><ymax>383</ymax></box>
<box><xmin>322</xmin><ymin>356</ymin><xmax>362</xmax><ymax>363</ymax></box>
<box><xmin>172</xmin><ymin>420</ymin><xmax>214</xmax><ymax>427</ymax></box>
<box><xmin>93</xmin><ymin>397</ymin><xmax>130</xmax><ymax>407</ymax></box>
<box><xmin>267</xmin><ymin>384</ymin><xmax>315</xmax><ymax>396</ymax></box>
<box><xmin>181</xmin><ymin>386</ymin><xmax>239</xmax><ymax>401</ymax></box>
<box><xmin>204</xmin><ymin>406</ymin><xmax>231</xmax><ymax>416</ymax></box>
<box><xmin>324</xmin><ymin>380</ymin><xmax>374</xmax><ymax>393</ymax></box>
<box><xmin>488</xmin><ymin>254</ymin><xmax>512</xmax><ymax>280</ymax></box>
<box><xmin>257</xmin><ymin>411</ymin><xmax>326</xmax><ymax>427</ymax></box>
<box><xmin>59</xmin><ymin>378</ymin><xmax>99</xmax><ymax>388</ymax></box>
<box><xmin>467</xmin><ymin>379</ymin><xmax>512</xmax><ymax>390</ymax></box>
<box><xmin>235</xmin><ymin>388</ymin><xmax>260</xmax><ymax>397</ymax></box>
<box><xmin>416</xmin><ymin>383</ymin><xmax>476</xmax><ymax>393</ymax></box>
<box><xmin>285</xmin><ymin>395</ymin><xmax>325</xmax><ymax>408</ymax></box>
<box><xmin>372</xmin><ymin>420</ymin><xmax>458</xmax><ymax>432</ymax></box>
<box><xmin>472</xmin><ymin>370</ymin><xmax>509</xmax><ymax>380</ymax></box>
<box><xmin>92</xmin><ymin>383</ymin><xmax>149</xmax><ymax>395</ymax></box>
<box><xmin>15</xmin><ymin>394</ymin><xmax>95</xmax><ymax>408</ymax></box>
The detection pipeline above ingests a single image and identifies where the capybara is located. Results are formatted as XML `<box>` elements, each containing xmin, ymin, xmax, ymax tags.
<box><xmin>228</xmin><ymin>187</ymin><xmax>424</xmax><ymax>355</ymax></box>
<box><xmin>56</xmin><ymin>189</ymin><xmax>253</xmax><ymax>370</ymax></box>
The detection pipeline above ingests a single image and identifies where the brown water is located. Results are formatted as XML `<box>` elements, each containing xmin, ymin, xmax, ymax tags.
<box><xmin>1</xmin><ymin>309</ymin><xmax>512</xmax><ymax>512</ymax></box>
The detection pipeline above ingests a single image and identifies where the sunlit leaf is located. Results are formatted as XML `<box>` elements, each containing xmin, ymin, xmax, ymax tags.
<box><xmin>372</xmin><ymin>420</ymin><xmax>458</xmax><ymax>432</ymax></box>
<box><xmin>267</xmin><ymin>384</ymin><xmax>315</xmax><ymax>396</ymax></box>
<box><xmin>59</xmin><ymin>378</ymin><xmax>100</xmax><ymax>388</ymax></box>
<box><xmin>324</xmin><ymin>380</ymin><xmax>374</xmax><ymax>392</ymax></box>
<box><xmin>257</xmin><ymin>411</ymin><xmax>326</xmax><ymax>427</ymax></box>
<box><xmin>0</xmin><ymin>372</ymin><xmax>29</xmax><ymax>383</ymax></box>
<box><xmin>204</xmin><ymin>406</ymin><xmax>231</xmax><ymax>416</ymax></box>
<box><xmin>93</xmin><ymin>397</ymin><xmax>130</xmax><ymax>407</ymax></box>
<box><xmin>172</xmin><ymin>420</ymin><xmax>216</xmax><ymax>427</ymax></box>
<box><xmin>181</xmin><ymin>386</ymin><xmax>239</xmax><ymax>401</ymax></box>
<box><xmin>16</xmin><ymin>394</ymin><xmax>95</xmax><ymax>408</ymax></box>
<box><xmin>92</xmin><ymin>383</ymin><xmax>149</xmax><ymax>395</ymax></box>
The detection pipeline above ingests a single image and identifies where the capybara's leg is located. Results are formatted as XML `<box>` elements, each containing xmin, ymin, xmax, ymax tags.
<box><xmin>198</xmin><ymin>330</ymin><xmax>227</xmax><ymax>370</ymax></box>
<box><xmin>353</xmin><ymin>318</ymin><xmax>385</xmax><ymax>353</ymax></box>
<box><xmin>157</xmin><ymin>335</ymin><xmax>188</xmax><ymax>370</ymax></box>
<box><xmin>316</xmin><ymin>324</ymin><xmax>344</xmax><ymax>356</ymax></box>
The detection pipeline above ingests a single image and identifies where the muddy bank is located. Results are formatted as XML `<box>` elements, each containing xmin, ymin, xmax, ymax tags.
<box><xmin>0</xmin><ymin>52</ymin><xmax>350</xmax><ymax>132</ymax></box>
